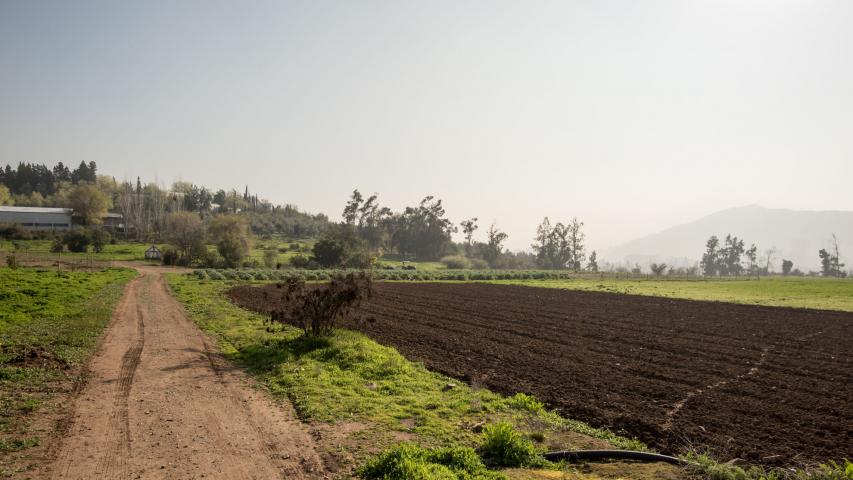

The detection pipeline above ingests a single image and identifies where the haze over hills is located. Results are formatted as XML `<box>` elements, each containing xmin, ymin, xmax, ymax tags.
<box><xmin>605</xmin><ymin>205</ymin><xmax>853</xmax><ymax>272</ymax></box>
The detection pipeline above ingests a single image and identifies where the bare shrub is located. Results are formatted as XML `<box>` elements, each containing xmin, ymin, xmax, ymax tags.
<box><xmin>269</xmin><ymin>272</ymin><xmax>374</xmax><ymax>337</ymax></box>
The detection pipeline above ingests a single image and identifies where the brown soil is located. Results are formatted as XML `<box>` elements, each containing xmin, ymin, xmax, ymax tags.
<box><xmin>229</xmin><ymin>282</ymin><xmax>853</xmax><ymax>468</ymax></box>
<box><xmin>38</xmin><ymin>266</ymin><xmax>329</xmax><ymax>479</ymax></box>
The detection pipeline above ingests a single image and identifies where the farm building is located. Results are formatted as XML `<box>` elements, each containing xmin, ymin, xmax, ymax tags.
<box><xmin>0</xmin><ymin>206</ymin><xmax>125</xmax><ymax>232</ymax></box>
<box><xmin>144</xmin><ymin>245</ymin><xmax>162</xmax><ymax>260</ymax></box>
<box><xmin>100</xmin><ymin>212</ymin><xmax>125</xmax><ymax>231</ymax></box>
<box><xmin>0</xmin><ymin>206</ymin><xmax>73</xmax><ymax>230</ymax></box>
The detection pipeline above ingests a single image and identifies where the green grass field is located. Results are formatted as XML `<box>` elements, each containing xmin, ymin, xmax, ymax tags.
<box><xmin>0</xmin><ymin>267</ymin><xmax>135</xmax><ymax>469</ymax></box>
<box><xmin>249</xmin><ymin>235</ymin><xmax>314</xmax><ymax>266</ymax></box>
<box><xmin>0</xmin><ymin>239</ymin><xmax>162</xmax><ymax>262</ymax></box>
<box><xmin>488</xmin><ymin>276</ymin><xmax>853</xmax><ymax>312</ymax></box>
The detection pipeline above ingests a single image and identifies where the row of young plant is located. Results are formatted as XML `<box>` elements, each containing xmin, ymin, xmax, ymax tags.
<box><xmin>191</xmin><ymin>268</ymin><xmax>577</xmax><ymax>282</ymax></box>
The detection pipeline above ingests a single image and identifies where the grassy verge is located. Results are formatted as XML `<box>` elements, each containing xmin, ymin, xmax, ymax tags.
<box><xmin>0</xmin><ymin>266</ymin><xmax>136</xmax><ymax>475</ymax></box>
<box><xmin>0</xmin><ymin>239</ymin><xmax>161</xmax><ymax>262</ymax></box>
<box><xmin>488</xmin><ymin>276</ymin><xmax>853</xmax><ymax>312</ymax></box>
<box><xmin>166</xmin><ymin>275</ymin><xmax>681</xmax><ymax>479</ymax></box>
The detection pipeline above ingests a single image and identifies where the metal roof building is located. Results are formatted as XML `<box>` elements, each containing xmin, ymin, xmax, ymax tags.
<box><xmin>0</xmin><ymin>206</ymin><xmax>74</xmax><ymax>230</ymax></box>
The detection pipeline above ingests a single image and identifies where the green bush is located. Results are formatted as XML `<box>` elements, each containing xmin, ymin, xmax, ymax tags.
<box><xmin>62</xmin><ymin>227</ymin><xmax>91</xmax><ymax>253</ymax></box>
<box><xmin>90</xmin><ymin>227</ymin><xmax>111</xmax><ymax>253</ymax></box>
<box><xmin>161</xmin><ymin>247</ymin><xmax>181</xmax><ymax>266</ymax></box>
<box><xmin>441</xmin><ymin>255</ymin><xmax>472</xmax><ymax>269</ymax></box>
<box><xmin>290</xmin><ymin>254</ymin><xmax>311</xmax><ymax>268</ymax></box>
<box><xmin>505</xmin><ymin>393</ymin><xmax>544</xmax><ymax>414</ymax></box>
<box><xmin>358</xmin><ymin>443</ymin><xmax>506</xmax><ymax>480</ymax></box>
<box><xmin>815</xmin><ymin>460</ymin><xmax>853</xmax><ymax>479</ymax></box>
<box><xmin>478</xmin><ymin>422</ymin><xmax>546</xmax><ymax>468</ymax></box>
<box><xmin>50</xmin><ymin>238</ymin><xmax>64</xmax><ymax>253</ymax></box>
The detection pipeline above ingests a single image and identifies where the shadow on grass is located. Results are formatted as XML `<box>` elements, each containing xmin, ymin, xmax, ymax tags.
<box><xmin>236</xmin><ymin>335</ymin><xmax>332</xmax><ymax>374</ymax></box>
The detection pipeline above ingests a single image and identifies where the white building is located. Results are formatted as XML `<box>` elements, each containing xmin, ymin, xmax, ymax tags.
<box><xmin>0</xmin><ymin>206</ymin><xmax>74</xmax><ymax>230</ymax></box>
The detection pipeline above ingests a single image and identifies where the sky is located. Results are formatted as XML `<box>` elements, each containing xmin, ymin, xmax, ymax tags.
<box><xmin>1</xmin><ymin>0</ymin><xmax>851</xmax><ymax>252</ymax></box>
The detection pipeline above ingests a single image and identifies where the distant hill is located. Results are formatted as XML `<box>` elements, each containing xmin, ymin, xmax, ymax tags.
<box><xmin>605</xmin><ymin>205</ymin><xmax>853</xmax><ymax>272</ymax></box>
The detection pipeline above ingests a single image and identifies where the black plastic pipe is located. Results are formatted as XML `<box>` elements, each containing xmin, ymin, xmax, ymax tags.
<box><xmin>544</xmin><ymin>449</ymin><xmax>687</xmax><ymax>466</ymax></box>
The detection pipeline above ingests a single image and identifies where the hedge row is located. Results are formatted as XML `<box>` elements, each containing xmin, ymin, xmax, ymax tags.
<box><xmin>191</xmin><ymin>268</ymin><xmax>576</xmax><ymax>282</ymax></box>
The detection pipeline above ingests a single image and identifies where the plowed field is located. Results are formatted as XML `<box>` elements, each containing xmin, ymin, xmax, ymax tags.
<box><xmin>228</xmin><ymin>282</ymin><xmax>853</xmax><ymax>467</ymax></box>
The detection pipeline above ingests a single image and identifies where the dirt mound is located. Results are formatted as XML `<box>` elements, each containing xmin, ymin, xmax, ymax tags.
<box><xmin>229</xmin><ymin>282</ymin><xmax>853</xmax><ymax>467</ymax></box>
<box><xmin>4</xmin><ymin>346</ymin><xmax>69</xmax><ymax>369</ymax></box>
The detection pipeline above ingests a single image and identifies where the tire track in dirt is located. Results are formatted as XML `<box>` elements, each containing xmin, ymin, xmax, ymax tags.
<box><xmin>94</xmin><ymin>302</ymin><xmax>145</xmax><ymax>477</ymax></box>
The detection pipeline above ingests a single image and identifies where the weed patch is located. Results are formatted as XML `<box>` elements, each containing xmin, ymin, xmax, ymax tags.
<box><xmin>478</xmin><ymin>423</ymin><xmax>548</xmax><ymax>469</ymax></box>
<box><xmin>358</xmin><ymin>443</ymin><xmax>507</xmax><ymax>480</ymax></box>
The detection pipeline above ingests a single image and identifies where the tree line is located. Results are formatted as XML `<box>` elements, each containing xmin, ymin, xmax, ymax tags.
<box><xmin>298</xmin><ymin>189</ymin><xmax>598</xmax><ymax>270</ymax></box>
<box><xmin>0</xmin><ymin>161</ymin><xmax>97</xmax><ymax>203</ymax></box>
<box><xmin>1</xmin><ymin>161</ymin><xmax>329</xmax><ymax>241</ymax></box>
<box><xmin>700</xmin><ymin>233</ymin><xmax>846</xmax><ymax>277</ymax></box>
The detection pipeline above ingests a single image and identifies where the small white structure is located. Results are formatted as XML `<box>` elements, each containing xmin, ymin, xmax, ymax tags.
<box><xmin>0</xmin><ymin>206</ymin><xmax>73</xmax><ymax>230</ymax></box>
<box><xmin>144</xmin><ymin>245</ymin><xmax>162</xmax><ymax>260</ymax></box>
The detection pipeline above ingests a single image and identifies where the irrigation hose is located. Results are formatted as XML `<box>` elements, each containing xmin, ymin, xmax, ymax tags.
<box><xmin>543</xmin><ymin>449</ymin><xmax>687</xmax><ymax>466</ymax></box>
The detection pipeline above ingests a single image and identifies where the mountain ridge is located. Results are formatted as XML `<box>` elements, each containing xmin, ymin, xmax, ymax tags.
<box><xmin>605</xmin><ymin>205</ymin><xmax>853</xmax><ymax>271</ymax></box>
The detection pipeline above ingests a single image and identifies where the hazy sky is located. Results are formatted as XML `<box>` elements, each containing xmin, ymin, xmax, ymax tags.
<box><xmin>1</xmin><ymin>1</ymin><xmax>851</xmax><ymax>251</ymax></box>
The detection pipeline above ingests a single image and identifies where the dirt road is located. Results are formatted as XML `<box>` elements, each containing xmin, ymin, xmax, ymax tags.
<box><xmin>47</xmin><ymin>267</ymin><xmax>327</xmax><ymax>479</ymax></box>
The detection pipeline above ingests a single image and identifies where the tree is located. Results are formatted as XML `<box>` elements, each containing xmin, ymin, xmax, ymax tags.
<box><xmin>650</xmin><ymin>263</ymin><xmax>668</xmax><ymax>276</ymax></box>
<box><xmin>0</xmin><ymin>185</ymin><xmax>12</xmax><ymax>206</ymax></box>
<box><xmin>391</xmin><ymin>196</ymin><xmax>456</xmax><ymax>260</ymax></box>
<box><xmin>719</xmin><ymin>235</ymin><xmax>745</xmax><ymax>276</ymax></box>
<box><xmin>349</xmin><ymin>192</ymin><xmax>393</xmax><ymax>252</ymax></box>
<box><xmin>830</xmin><ymin>234</ymin><xmax>845</xmax><ymax>277</ymax></box>
<box><xmin>531</xmin><ymin>217</ymin><xmax>585</xmax><ymax>270</ymax></box>
<box><xmin>782</xmin><ymin>259</ymin><xmax>794</xmax><ymax>275</ymax></box>
<box><xmin>312</xmin><ymin>237</ymin><xmax>346</xmax><ymax>267</ymax></box>
<box><xmin>68</xmin><ymin>184</ymin><xmax>111</xmax><ymax>225</ymax></box>
<box><xmin>745</xmin><ymin>243</ymin><xmax>758</xmax><ymax>275</ymax></box>
<box><xmin>819</xmin><ymin>249</ymin><xmax>833</xmax><ymax>276</ymax></box>
<box><xmin>213</xmin><ymin>189</ymin><xmax>227</xmax><ymax>207</ymax></box>
<box><xmin>311</xmin><ymin>225</ymin><xmax>372</xmax><ymax>268</ymax></box>
<box><xmin>70</xmin><ymin>161</ymin><xmax>97</xmax><ymax>184</ymax></box>
<box><xmin>208</xmin><ymin>215</ymin><xmax>252</xmax><ymax>268</ymax></box>
<box><xmin>52</xmin><ymin>162</ymin><xmax>71</xmax><ymax>182</ymax></box>
<box><xmin>165</xmin><ymin>212</ymin><xmax>207</xmax><ymax>265</ymax></box>
<box><xmin>587</xmin><ymin>250</ymin><xmax>598</xmax><ymax>272</ymax></box>
<box><xmin>701</xmin><ymin>236</ymin><xmax>720</xmax><ymax>276</ymax></box>
<box><xmin>762</xmin><ymin>247</ymin><xmax>777</xmax><ymax>274</ymax></box>
<box><xmin>460</xmin><ymin>218</ymin><xmax>478</xmax><ymax>255</ymax></box>
<box><xmin>565</xmin><ymin>218</ymin><xmax>585</xmax><ymax>271</ymax></box>
<box><xmin>819</xmin><ymin>235</ymin><xmax>846</xmax><ymax>277</ymax></box>
<box><xmin>483</xmin><ymin>223</ymin><xmax>508</xmax><ymax>267</ymax></box>
<box><xmin>342</xmin><ymin>189</ymin><xmax>364</xmax><ymax>225</ymax></box>
<box><xmin>532</xmin><ymin>217</ymin><xmax>555</xmax><ymax>268</ymax></box>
